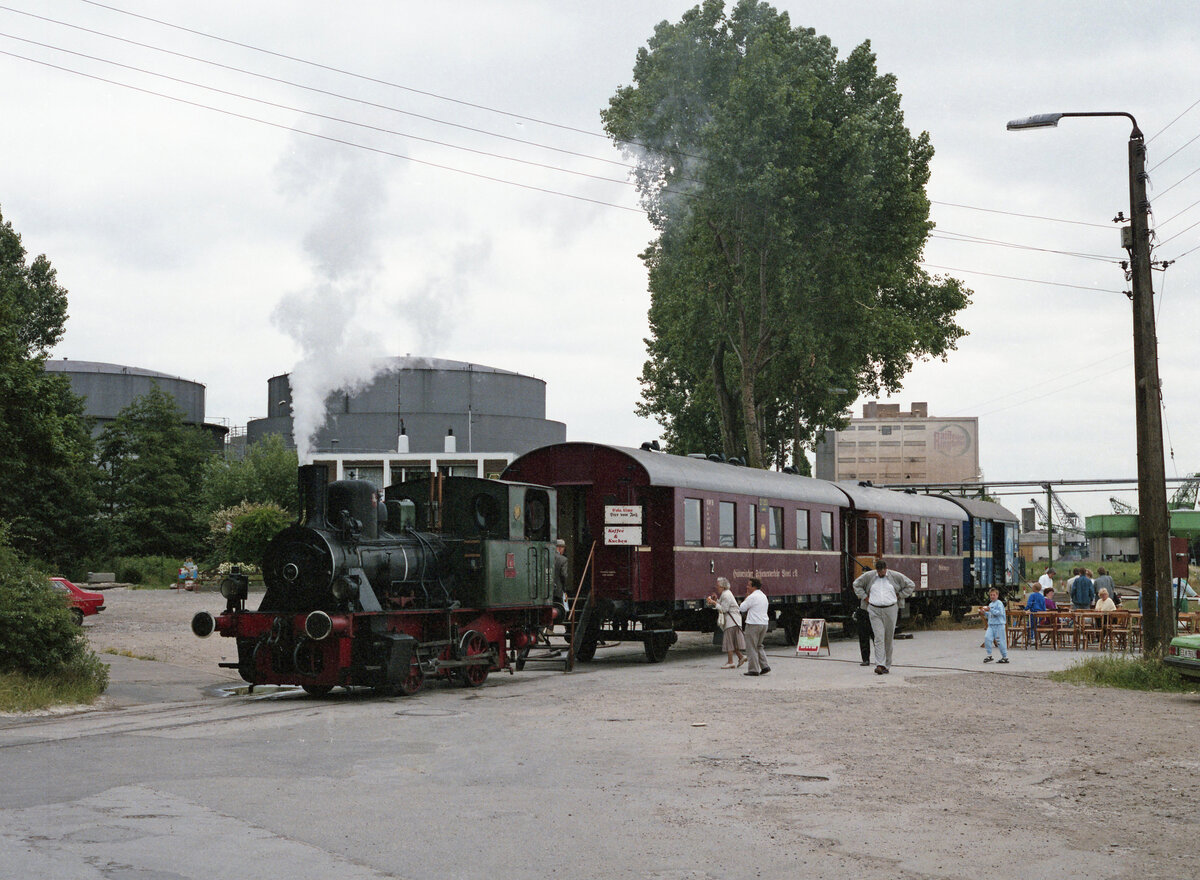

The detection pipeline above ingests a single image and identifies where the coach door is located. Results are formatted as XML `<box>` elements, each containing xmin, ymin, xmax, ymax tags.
<box><xmin>851</xmin><ymin>512</ymin><xmax>885</xmax><ymax>576</ymax></box>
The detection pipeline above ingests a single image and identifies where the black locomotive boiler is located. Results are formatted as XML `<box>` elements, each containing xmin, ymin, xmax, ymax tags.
<box><xmin>192</xmin><ymin>464</ymin><xmax>558</xmax><ymax>696</ymax></box>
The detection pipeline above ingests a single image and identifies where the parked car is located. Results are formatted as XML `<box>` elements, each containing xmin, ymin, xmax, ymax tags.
<box><xmin>1164</xmin><ymin>632</ymin><xmax>1200</xmax><ymax>682</ymax></box>
<box><xmin>50</xmin><ymin>577</ymin><xmax>105</xmax><ymax>626</ymax></box>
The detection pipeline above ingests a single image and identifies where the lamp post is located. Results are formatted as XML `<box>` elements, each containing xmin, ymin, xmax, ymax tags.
<box><xmin>1007</xmin><ymin>111</ymin><xmax>1172</xmax><ymax>655</ymax></box>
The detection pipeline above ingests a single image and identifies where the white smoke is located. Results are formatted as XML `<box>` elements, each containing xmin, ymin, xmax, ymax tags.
<box><xmin>272</xmin><ymin>130</ymin><xmax>394</xmax><ymax>463</ymax></box>
<box><xmin>393</xmin><ymin>236</ymin><xmax>492</xmax><ymax>354</ymax></box>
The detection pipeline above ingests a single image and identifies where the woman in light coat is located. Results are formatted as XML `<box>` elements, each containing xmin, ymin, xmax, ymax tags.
<box><xmin>706</xmin><ymin>576</ymin><xmax>746</xmax><ymax>668</ymax></box>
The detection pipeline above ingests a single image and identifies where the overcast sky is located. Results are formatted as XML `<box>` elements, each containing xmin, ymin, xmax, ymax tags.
<box><xmin>3</xmin><ymin>1</ymin><xmax>1200</xmax><ymax>517</ymax></box>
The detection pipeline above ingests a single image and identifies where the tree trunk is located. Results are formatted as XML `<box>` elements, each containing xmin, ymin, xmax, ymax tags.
<box><xmin>711</xmin><ymin>340</ymin><xmax>739</xmax><ymax>459</ymax></box>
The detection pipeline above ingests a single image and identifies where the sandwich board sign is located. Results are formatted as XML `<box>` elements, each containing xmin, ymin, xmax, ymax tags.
<box><xmin>795</xmin><ymin>618</ymin><xmax>830</xmax><ymax>657</ymax></box>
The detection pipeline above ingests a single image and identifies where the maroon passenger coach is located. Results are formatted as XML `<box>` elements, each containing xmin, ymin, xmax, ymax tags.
<box><xmin>504</xmin><ymin>442</ymin><xmax>973</xmax><ymax>663</ymax></box>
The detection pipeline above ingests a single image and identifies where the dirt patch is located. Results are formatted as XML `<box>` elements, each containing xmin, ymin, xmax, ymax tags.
<box><xmin>82</xmin><ymin>586</ymin><xmax>241</xmax><ymax>671</ymax></box>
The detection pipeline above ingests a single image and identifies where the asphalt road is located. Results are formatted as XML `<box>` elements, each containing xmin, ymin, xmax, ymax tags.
<box><xmin>1</xmin><ymin>630</ymin><xmax>1193</xmax><ymax>880</ymax></box>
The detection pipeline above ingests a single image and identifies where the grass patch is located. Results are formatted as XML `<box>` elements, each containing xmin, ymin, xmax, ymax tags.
<box><xmin>102</xmin><ymin>647</ymin><xmax>159</xmax><ymax>662</ymax></box>
<box><xmin>1048</xmin><ymin>655</ymin><xmax>1199</xmax><ymax>693</ymax></box>
<box><xmin>0</xmin><ymin>653</ymin><xmax>110</xmax><ymax>712</ymax></box>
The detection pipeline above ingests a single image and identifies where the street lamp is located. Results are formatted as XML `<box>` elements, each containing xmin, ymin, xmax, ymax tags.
<box><xmin>1007</xmin><ymin>110</ymin><xmax>1172</xmax><ymax>655</ymax></box>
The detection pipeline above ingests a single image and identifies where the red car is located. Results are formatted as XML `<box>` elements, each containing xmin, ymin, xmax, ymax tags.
<box><xmin>50</xmin><ymin>577</ymin><xmax>105</xmax><ymax>625</ymax></box>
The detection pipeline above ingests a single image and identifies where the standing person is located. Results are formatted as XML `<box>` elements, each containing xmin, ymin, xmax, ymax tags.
<box><xmin>552</xmin><ymin>539</ymin><xmax>569</xmax><ymax>610</ymax></box>
<box><xmin>1038</xmin><ymin>568</ymin><xmax>1056</xmax><ymax>594</ymax></box>
<box><xmin>1070</xmin><ymin>568</ymin><xmax>1096</xmax><ymax>609</ymax></box>
<box><xmin>982</xmin><ymin>588</ymin><xmax>1009</xmax><ymax>664</ymax></box>
<box><xmin>852</xmin><ymin>559</ymin><xmax>915</xmax><ymax>675</ymax></box>
<box><xmin>854</xmin><ymin>594</ymin><xmax>873</xmax><ymax>667</ymax></box>
<box><xmin>1092</xmin><ymin>568</ymin><xmax>1117</xmax><ymax>606</ymax></box>
<box><xmin>738</xmin><ymin>578</ymin><xmax>770</xmax><ymax>677</ymax></box>
<box><xmin>705</xmin><ymin>577</ymin><xmax>746</xmax><ymax>669</ymax></box>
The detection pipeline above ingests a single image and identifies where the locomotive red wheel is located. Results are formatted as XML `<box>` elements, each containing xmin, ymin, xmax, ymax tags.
<box><xmin>397</xmin><ymin>655</ymin><xmax>425</xmax><ymax>696</ymax></box>
<box><xmin>458</xmin><ymin>631</ymin><xmax>490</xmax><ymax>688</ymax></box>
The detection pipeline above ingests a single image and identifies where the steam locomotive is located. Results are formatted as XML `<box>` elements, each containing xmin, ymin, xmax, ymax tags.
<box><xmin>192</xmin><ymin>464</ymin><xmax>558</xmax><ymax>696</ymax></box>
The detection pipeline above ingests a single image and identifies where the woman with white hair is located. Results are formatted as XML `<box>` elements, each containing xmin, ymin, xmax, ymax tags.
<box><xmin>706</xmin><ymin>576</ymin><xmax>746</xmax><ymax>668</ymax></box>
<box><xmin>1094</xmin><ymin>588</ymin><xmax>1117</xmax><ymax>612</ymax></box>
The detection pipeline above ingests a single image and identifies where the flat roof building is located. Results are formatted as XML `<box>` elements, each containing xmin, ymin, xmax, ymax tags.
<box><xmin>815</xmin><ymin>401</ymin><xmax>981</xmax><ymax>486</ymax></box>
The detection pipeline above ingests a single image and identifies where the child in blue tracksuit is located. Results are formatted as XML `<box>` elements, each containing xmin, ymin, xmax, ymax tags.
<box><xmin>983</xmin><ymin>588</ymin><xmax>1009</xmax><ymax>664</ymax></box>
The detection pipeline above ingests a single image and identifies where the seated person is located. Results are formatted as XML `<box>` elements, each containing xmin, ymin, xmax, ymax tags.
<box><xmin>1025</xmin><ymin>586</ymin><xmax>1046</xmax><ymax>612</ymax></box>
<box><xmin>1094</xmin><ymin>588</ymin><xmax>1117</xmax><ymax>612</ymax></box>
<box><xmin>1043</xmin><ymin>586</ymin><xmax>1058</xmax><ymax>610</ymax></box>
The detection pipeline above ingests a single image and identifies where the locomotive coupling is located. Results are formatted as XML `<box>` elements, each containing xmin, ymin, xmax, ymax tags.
<box><xmin>191</xmin><ymin>611</ymin><xmax>216</xmax><ymax>638</ymax></box>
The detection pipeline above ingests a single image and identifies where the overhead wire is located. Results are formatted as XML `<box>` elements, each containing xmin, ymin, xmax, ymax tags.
<box><xmin>0</xmin><ymin>47</ymin><xmax>648</xmax><ymax>214</ymax></box>
<box><xmin>72</xmin><ymin>0</ymin><xmax>613</xmax><ymax>142</ymax></box>
<box><xmin>931</xmin><ymin>200</ymin><xmax>1111</xmax><ymax>229</ymax></box>
<box><xmin>930</xmin><ymin>229</ymin><xmax>1121</xmax><ymax>263</ymax></box>
<box><xmin>0</xmin><ymin>30</ymin><xmax>648</xmax><ymax>191</ymax></box>
<box><xmin>1148</xmin><ymin>95</ymin><xmax>1200</xmax><ymax>144</ymax></box>
<box><xmin>0</xmin><ymin>3</ymin><xmax>640</xmax><ymax>173</ymax></box>
<box><xmin>920</xmin><ymin>264</ymin><xmax>1125</xmax><ymax>294</ymax></box>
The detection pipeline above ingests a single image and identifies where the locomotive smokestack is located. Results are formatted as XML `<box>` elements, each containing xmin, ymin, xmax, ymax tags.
<box><xmin>298</xmin><ymin>463</ymin><xmax>330</xmax><ymax>529</ymax></box>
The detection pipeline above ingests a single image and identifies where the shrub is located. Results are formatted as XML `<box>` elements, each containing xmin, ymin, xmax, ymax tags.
<box><xmin>0</xmin><ymin>542</ymin><xmax>86</xmax><ymax>674</ymax></box>
<box><xmin>208</xmin><ymin>501</ymin><xmax>290</xmax><ymax>567</ymax></box>
<box><xmin>117</xmin><ymin>564</ymin><xmax>143</xmax><ymax>584</ymax></box>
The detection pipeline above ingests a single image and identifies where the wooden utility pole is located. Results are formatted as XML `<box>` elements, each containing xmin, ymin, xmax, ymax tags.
<box><xmin>1127</xmin><ymin>125</ymin><xmax>1173</xmax><ymax>656</ymax></box>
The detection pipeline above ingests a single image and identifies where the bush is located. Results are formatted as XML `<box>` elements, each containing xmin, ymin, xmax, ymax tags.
<box><xmin>0</xmin><ymin>651</ymin><xmax>109</xmax><ymax>711</ymax></box>
<box><xmin>0</xmin><ymin>541</ymin><xmax>86</xmax><ymax>674</ymax></box>
<box><xmin>208</xmin><ymin>501</ymin><xmax>290</xmax><ymax>567</ymax></box>
<box><xmin>117</xmin><ymin>565</ymin><xmax>143</xmax><ymax>584</ymax></box>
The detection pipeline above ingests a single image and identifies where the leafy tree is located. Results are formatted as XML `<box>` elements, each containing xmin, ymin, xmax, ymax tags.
<box><xmin>0</xmin><ymin>206</ymin><xmax>98</xmax><ymax>565</ymax></box>
<box><xmin>97</xmin><ymin>386</ymin><xmax>215</xmax><ymax>556</ymax></box>
<box><xmin>604</xmin><ymin>1</ymin><xmax>970</xmax><ymax>468</ymax></box>
<box><xmin>207</xmin><ymin>500</ymin><xmax>291</xmax><ymax>566</ymax></box>
<box><xmin>201</xmin><ymin>433</ymin><xmax>299</xmax><ymax>516</ymax></box>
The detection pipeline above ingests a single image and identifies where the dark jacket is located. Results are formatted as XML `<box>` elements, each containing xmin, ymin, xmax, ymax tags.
<box><xmin>1071</xmin><ymin>575</ymin><xmax>1096</xmax><ymax>608</ymax></box>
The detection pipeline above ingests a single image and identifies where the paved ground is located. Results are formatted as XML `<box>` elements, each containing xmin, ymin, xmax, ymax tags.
<box><xmin>1</xmin><ymin>594</ymin><xmax>1197</xmax><ymax>880</ymax></box>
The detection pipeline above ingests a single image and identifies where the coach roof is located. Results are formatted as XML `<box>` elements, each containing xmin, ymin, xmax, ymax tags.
<box><xmin>939</xmin><ymin>495</ymin><xmax>1019</xmax><ymax>522</ymax></box>
<box><xmin>609</xmin><ymin>445</ymin><xmax>848</xmax><ymax>505</ymax></box>
<box><xmin>836</xmin><ymin>481</ymin><xmax>966</xmax><ymax>519</ymax></box>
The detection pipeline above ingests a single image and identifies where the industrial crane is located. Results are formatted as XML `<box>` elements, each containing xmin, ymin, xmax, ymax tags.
<box><xmin>1168</xmin><ymin>474</ymin><xmax>1200</xmax><ymax>510</ymax></box>
<box><xmin>1028</xmin><ymin>494</ymin><xmax>1087</xmax><ymax>546</ymax></box>
<box><xmin>1109</xmin><ymin>497</ymin><xmax>1136</xmax><ymax>515</ymax></box>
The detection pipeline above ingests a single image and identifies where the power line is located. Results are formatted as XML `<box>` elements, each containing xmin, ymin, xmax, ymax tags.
<box><xmin>1148</xmin><ymin>127</ymin><xmax>1200</xmax><ymax>172</ymax></box>
<box><xmin>930</xmin><ymin>229</ymin><xmax>1120</xmax><ymax>263</ymax></box>
<box><xmin>0</xmin><ymin>4</ymin><xmax>636</xmax><ymax>173</ymax></box>
<box><xmin>1148</xmin><ymin>95</ymin><xmax>1200</xmax><ymax>144</ymax></box>
<box><xmin>930</xmin><ymin>200</ymin><xmax>1111</xmax><ymax>229</ymax></box>
<box><xmin>0</xmin><ymin>30</ymin><xmax>645</xmax><ymax>190</ymax></box>
<box><xmin>920</xmin><ymin>263</ymin><xmax>1125</xmax><ymax>294</ymax></box>
<box><xmin>0</xmin><ymin>47</ymin><xmax>647</xmax><ymax>214</ymax></box>
<box><xmin>73</xmin><ymin>0</ymin><xmax>612</xmax><ymax>142</ymax></box>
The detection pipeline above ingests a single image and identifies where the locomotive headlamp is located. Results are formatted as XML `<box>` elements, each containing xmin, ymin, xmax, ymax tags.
<box><xmin>332</xmin><ymin>576</ymin><xmax>359</xmax><ymax>602</ymax></box>
<box><xmin>220</xmin><ymin>572</ymin><xmax>249</xmax><ymax>602</ymax></box>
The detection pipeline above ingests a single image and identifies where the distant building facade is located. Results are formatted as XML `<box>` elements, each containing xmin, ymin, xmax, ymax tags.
<box><xmin>815</xmin><ymin>401</ymin><xmax>981</xmax><ymax>485</ymax></box>
<box><xmin>244</xmin><ymin>356</ymin><xmax>566</xmax><ymax>487</ymax></box>
<box><xmin>43</xmin><ymin>359</ymin><xmax>228</xmax><ymax>447</ymax></box>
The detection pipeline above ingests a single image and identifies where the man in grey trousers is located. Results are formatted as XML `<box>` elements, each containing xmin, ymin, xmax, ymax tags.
<box><xmin>852</xmin><ymin>559</ymin><xmax>916</xmax><ymax>675</ymax></box>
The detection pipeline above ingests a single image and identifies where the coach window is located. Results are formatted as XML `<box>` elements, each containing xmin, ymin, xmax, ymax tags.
<box><xmin>796</xmin><ymin>509</ymin><xmax>810</xmax><ymax>550</ymax></box>
<box><xmin>768</xmin><ymin>506</ymin><xmax>783</xmax><ymax>549</ymax></box>
<box><xmin>684</xmin><ymin>498</ymin><xmax>702</xmax><ymax>546</ymax></box>
<box><xmin>951</xmin><ymin>525</ymin><xmax>960</xmax><ymax>555</ymax></box>
<box><xmin>926</xmin><ymin>523</ymin><xmax>933</xmax><ymax>555</ymax></box>
<box><xmin>892</xmin><ymin>520</ymin><xmax>902</xmax><ymax>555</ymax></box>
<box><xmin>910</xmin><ymin>521</ymin><xmax>919</xmax><ymax>550</ymax></box>
<box><xmin>936</xmin><ymin>523</ymin><xmax>946</xmax><ymax>555</ymax></box>
<box><xmin>820</xmin><ymin>511</ymin><xmax>834</xmax><ymax>551</ymax></box>
<box><xmin>718</xmin><ymin>501</ymin><xmax>736</xmax><ymax>547</ymax></box>
<box><xmin>748</xmin><ymin>504</ymin><xmax>758</xmax><ymax>548</ymax></box>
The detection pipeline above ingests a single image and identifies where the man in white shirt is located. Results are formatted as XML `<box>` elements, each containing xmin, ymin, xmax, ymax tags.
<box><xmin>852</xmin><ymin>559</ymin><xmax>916</xmax><ymax>675</ymax></box>
<box><xmin>1038</xmin><ymin>568</ymin><xmax>1055</xmax><ymax>594</ymax></box>
<box><xmin>739</xmin><ymin>578</ymin><xmax>771</xmax><ymax>676</ymax></box>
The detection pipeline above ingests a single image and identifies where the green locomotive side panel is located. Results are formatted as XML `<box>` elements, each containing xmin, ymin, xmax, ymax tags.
<box><xmin>481</xmin><ymin>540</ymin><xmax>554</xmax><ymax>607</ymax></box>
